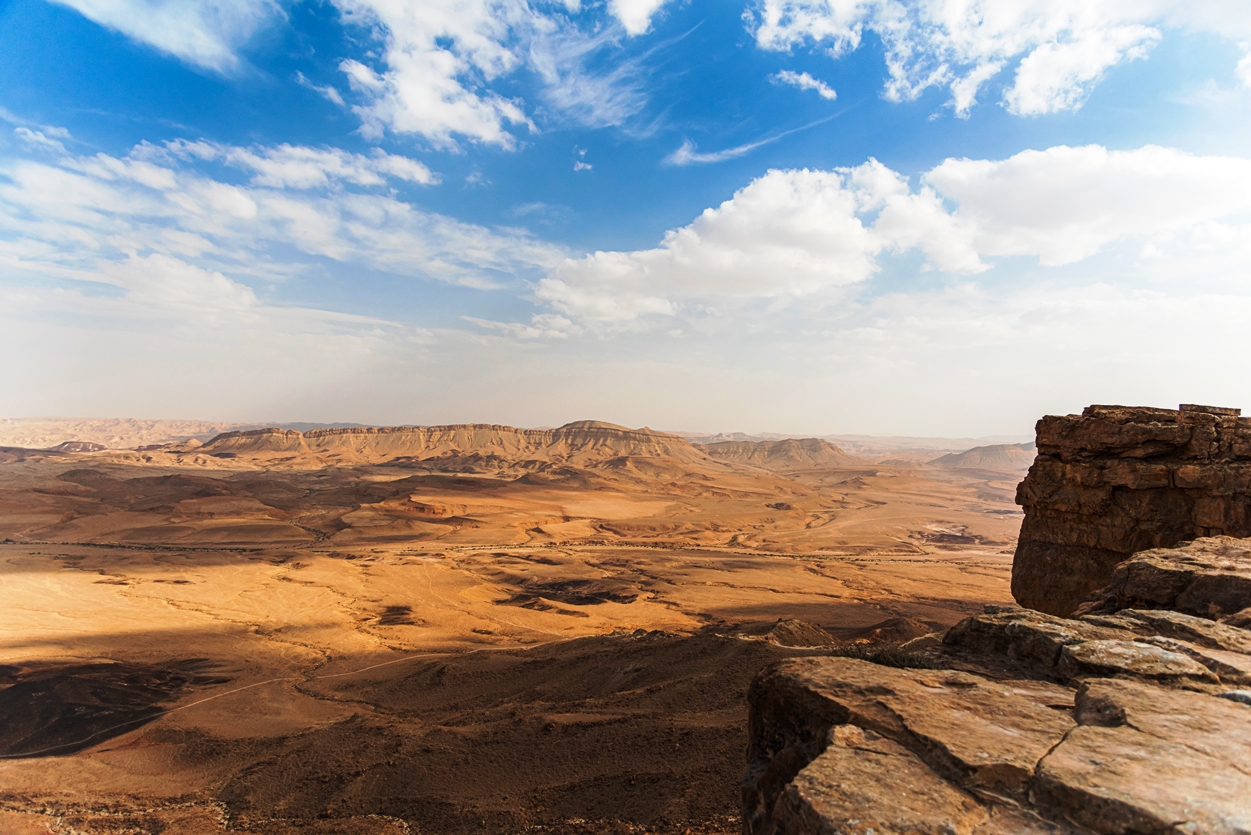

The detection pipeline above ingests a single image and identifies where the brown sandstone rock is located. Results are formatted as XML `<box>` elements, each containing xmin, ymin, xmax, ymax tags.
<box><xmin>1055</xmin><ymin>639</ymin><xmax>1219</xmax><ymax>688</ymax></box>
<box><xmin>1138</xmin><ymin>635</ymin><xmax>1251</xmax><ymax>686</ymax></box>
<box><xmin>1013</xmin><ymin>404</ymin><xmax>1251</xmax><ymax>616</ymax></box>
<box><xmin>764</xmin><ymin>619</ymin><xmax>839</xmax><ymax>648</ymax></box>
<box><xmin>1076</xmin><ymin>537</ymin><xmax>1251</xmax><ymax>619</ymax></box>
<box><xmin>774</xmin><ymin>725</ymin><xmax>988</xmax><ymax>835</ymax></box>
<box><xmin>1225</xmin><ymin>607</ymin><xmax>1251</xmax><ymax>628</ymax></box>
<box><xmin>744</xmin><ymin>406</ymin><xmax>1251</xmax><ymax>835</ymax></box>
<box><xmin>1032</xmin><ymin>679</ymin><xmax>1251</xmax><ymax>835</ymax></box>
<box><xmin>743</xmin><ymin>657</ymin><xmax>1076</xmax><ymax>834</ymax></box>
<box><xmin>943</xmin><ymin>608</ymin><xmax>1132</xmax><ymax>674</ymax></box>
<box><xmin>1081</xmin><ymin>608</ymin><xmax>1251</xmax><ymax>654</ymax></box>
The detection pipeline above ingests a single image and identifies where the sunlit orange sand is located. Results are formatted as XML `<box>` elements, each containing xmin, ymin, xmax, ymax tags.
<box><xmin>0</xmin><ymin>421</ymin><xmax>1024</xmax><ymax>834</ymax></box>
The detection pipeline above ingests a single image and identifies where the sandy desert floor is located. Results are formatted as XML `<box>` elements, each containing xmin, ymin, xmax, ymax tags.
<box><xmin>0</xmin><ymin>427</ymin><xmax>1025</xmax><ymax>834</ymax></box>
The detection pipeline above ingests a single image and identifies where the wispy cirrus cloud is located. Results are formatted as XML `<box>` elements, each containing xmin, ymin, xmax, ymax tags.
<box><xmin>772</xmin><ymin>69</ymin><xmax>837</xmax><ymax>99</ymax></box>
<box><xmin>0</xmin><ymin>139</ymin><xmax>562</xmax><ymax>293</ymax></box>
<box><xmin>49</xmin><ymin>0</ymin><xmax>282</xmax><ymax>73</ymax></box>
<box><xmin>664</xmin><ymin>137</ymin><xmax>777</xmax><ymax>166</ymax></box>
<box><xmin>664</xmin><ymin>111</ymin><xmax>846</xmax><ymax>166</ymax></box>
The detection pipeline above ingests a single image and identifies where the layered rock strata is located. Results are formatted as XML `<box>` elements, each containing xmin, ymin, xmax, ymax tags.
<box><xmin>743</xmin><ymin>537</ymin><xmax>1251</xmax><ymax>835</ymax></box>
<box><xmin>1013</xmin><ymin>403</ymin><xmax>1251</xmax><ymax>617</ymax></box>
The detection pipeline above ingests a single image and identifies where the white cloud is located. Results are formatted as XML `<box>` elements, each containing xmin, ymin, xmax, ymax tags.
<box><xmin>925</xmin><ymin>144</ymin><xmax>1251</xmax><ymax>264</ymax></box>
<box><xmin>772</xmin><ymin>69</ymin><xmax>838</xmax><ymax>99</ymax></box>
<box><xmin>58</xmin><ymin>0</ymin><xmax>651</xmax><ymax>145</ymax></box>
<box><xmin>609</xmin><ymin>0</ymin><xmax>671</xmax><ymax>35</ymax></box>
<box><xmin>332</xmin><ymin>0</ymin><xmax>539</xmax><ymax>148</ymax></box>
<box><xmin>1238</xmin><ymin>48</ymin><xmax>1251</xmax><ymax>88</ymax></box>
<box><xmin>464</xmin><ymin>312</ymin><xmax>581</xmax><ymax>338</ymax></box>
<box><xmin>749</xmin><ymin>1</ymin><xmax>1251</xmax><ymax>116</ymax></box>
<box><xmin>50</xmin><ymin>0</ymin><xmax>281</xmax><ymax>73</ymax></box>
<box><xmin>530</xmin><ymin>144</ymin><xmax>1251</xmax><ymax>326</ymax></box>
<box><xmin>537</xmin><ymin>166</ymin><xmax>891</xmax><ymax>321</ymax></box>
<box><xmin>332</xmin><ymin>1</ymin><xmax>653</xmax><ymax>147</ymax></box>
<box><xmin>295</xmin><ymin>71</ymin><xmax>347</xmax><ymax>107</ymax></box>
<box><xmin>665</xmin><ymin>114</ymin><xmax>847</xmax><ymax>166</ymax></box>
<box><xmin>1003</xmin><ymin>23</ymin><xmax>1159</xmax><ymax>114</ymax></box>
<box><xmin>664</xmin><ymin>138</ymin><xmax>776</xmax><ymax>166</ymax></box>
<box><xmin>13</xmin><ymin>128</ymin><xmax>67</xmax><ymax>154</ymax></box>
<box><xmin>156</xmin><ymin>140</ymin><xmax>439</xmax><ymax>188</ymax></box>
<box><xmin>527</xmin><ymin>24</ymin><xmax>650</xmax><ymax>129</ymax></box>
<box><xmin>0</xmin><ymin>140</ymin><xmax>562</xmax><ymax>293</ymax></box>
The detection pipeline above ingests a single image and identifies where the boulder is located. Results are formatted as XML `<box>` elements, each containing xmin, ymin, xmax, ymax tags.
<box><xmin>1075</xmin><ymin>537</ymin><xmax>1251</xmax><ymax>620</ymax></box>
<box><xmin>764</xmin><ymin>619</ymin><xmax>839</xmax><ymax>648</ymax></box>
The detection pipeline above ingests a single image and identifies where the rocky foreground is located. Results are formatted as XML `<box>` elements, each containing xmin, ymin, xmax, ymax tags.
<box><xmin>744</xmin><ymin>405</ymin><xmax>1251</xmax><ymax>835</ymax></box>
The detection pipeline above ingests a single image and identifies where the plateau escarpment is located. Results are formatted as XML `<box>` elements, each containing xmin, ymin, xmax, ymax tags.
<box><xmin>745</xmin><ymin>404</ymin><xmax>1251</xmax><ymax>835</ymax></box>
<box><xmin>700</xmin><ymin>438</ymin><xmax>862</xmax><ymax>470</ymax></box>
<box><xmin>1015</xmin><ymin>404</ymin><xmax>1251</xmax><ymax>616</ymax></box>
<box><xmin>199</xmin><ymin>420</ymin><xmax>712</xmax><ymax>468</ymax></box>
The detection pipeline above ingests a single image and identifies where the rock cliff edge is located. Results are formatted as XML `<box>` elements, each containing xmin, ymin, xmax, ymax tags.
<box><xmin>743</xmin><ymin>405</ymin><xmax>1251</xmax><ymax>835</ymax></box>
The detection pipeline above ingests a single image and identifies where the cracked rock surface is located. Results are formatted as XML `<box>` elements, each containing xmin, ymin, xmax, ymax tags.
<box><xmin>745</xmin><ymin>406</ymin><xmax>1251</xmax><ymax>835</ymax></box>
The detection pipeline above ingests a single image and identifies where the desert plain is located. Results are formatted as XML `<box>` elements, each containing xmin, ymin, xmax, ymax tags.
<box><xmin>0</xmin><ymin>419</ymin><xmax>1032</xmax><ymax>834</ymax></box>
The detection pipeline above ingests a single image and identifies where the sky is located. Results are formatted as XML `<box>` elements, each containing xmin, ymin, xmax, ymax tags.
<box><xmin>1</xmin><ymin>0</ymin><xmax>1251</xmax><ymax>437</ymax></box>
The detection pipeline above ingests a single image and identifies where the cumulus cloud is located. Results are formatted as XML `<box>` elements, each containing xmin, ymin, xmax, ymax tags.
<box><xmin>58</xmin><ymin>0</ymin><xmax>653</xmax><ymax>145</ymax></box>
<box><xmin>50</xmin><ymin>0</ymin><xmax>281</xmax><ymax>73</ymax></box>
<box><xmin>772</xmin><ymin>69</ymin><xmax>838</xmax><ymax>99</ymax></box>
<box><xmin>749</xmin><ymin>0</ymin><xmax>1251</xmax><ymax>116</ymax></box>
<box><xmin>609</xmin><ymin>0</ymin><xmax>671</xmax><ymax>36</ymax></box>
<box><xmin>1239</xmin><ymin>48</ymin><xmax>1251</xmax><ymax>88</ymax></box>
<box><xmin>331</xmin><ymin>1</ymin><xmax>651</xmax><ymax>147</ymax></box>
<box><xmin>530</xmin><ymin>144</ymin><xmax>1251</xmax><ymax>326</ymax></box>
<box><xmin>926</xmin><ymin>145</ymin><xmax>1251</xmax><ymax>265</ymax></box>
<box><xmin>536</xmin><ymin>165</ymin><xmax>916</xmax><ymax>322</ymax></box>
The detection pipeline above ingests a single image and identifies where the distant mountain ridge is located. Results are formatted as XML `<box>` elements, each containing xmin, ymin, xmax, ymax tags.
<box><xmin>700</xmin><ymin>437</ymin><xmax>861</xmax><ymax>470</ymax></box>
<box><xmin>0</xmin><ymin>417</ymin><xmax>365</xmax><ymax>450</ymax></box>
<box><xmin>929</xmin><ymin>443</ymin><xmax>1036</xmax><ymax>471</ymax></box>
<box><xmin>200</xmin><ymin>421</ymin><xmax>710</xmax><ymax>468</ymax></box>
<box><xmin>198</xmin><ymin>422</ymin><xmax>868</xmax><ymax>474</ymax></box>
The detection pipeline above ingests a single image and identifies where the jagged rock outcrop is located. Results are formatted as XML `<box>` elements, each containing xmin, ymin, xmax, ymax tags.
<box><xmin>1014</xmin><ymin>404</ymin><xmax>1251</xmax><ymax>617</ymax></box>
<box><xmin>743</xmin><ymin>542</ymin><xmax>1251</xmax><ymax>834</ymax></box>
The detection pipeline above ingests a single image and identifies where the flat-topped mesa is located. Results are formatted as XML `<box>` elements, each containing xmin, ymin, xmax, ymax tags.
<box><xmin>198</xmin><ymin>420</ymin><xmax>710</xmax><ymax>467</ymax></box>
<box><xmin>1014</xmin><ymin>403</ymin><xmax>1251</xmax><ymax>616</ymax></box>
<box><xmin>699</xmin><ymin>437</ymin><xmax>861</xmax><ymax>470</ymax></box>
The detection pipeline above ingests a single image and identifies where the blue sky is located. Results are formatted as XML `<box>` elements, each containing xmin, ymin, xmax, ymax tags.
<box><xmin>2</xmin><ymin>0</ymin><xmax>1251</xmax><ymax>435</ymax></box>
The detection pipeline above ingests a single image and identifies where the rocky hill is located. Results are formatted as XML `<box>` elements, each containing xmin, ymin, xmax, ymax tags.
<box><xmin>929</xmin><ymin>442</ymin><xmax>1035</xmax><ymax>472</ymax></box>
<box><xmin>699</xmin><ymin>437</ymin><xmax>861</xmax><ymax>470</ymax></box>
<box><xmin>745</xmin><ymin>404</ymin><xmax>1251</xmax><ymax>835</ymax></box>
